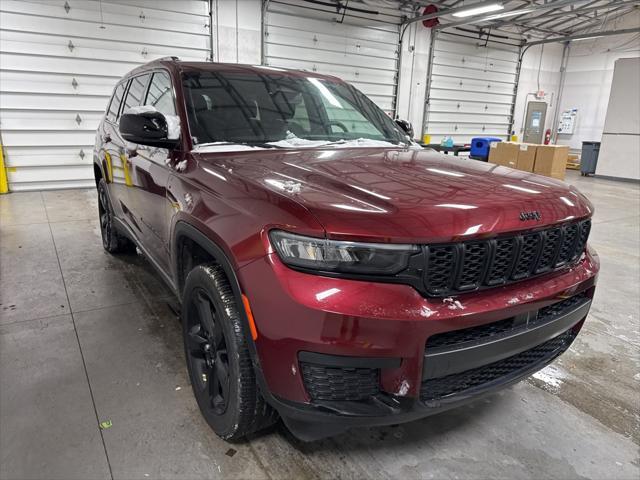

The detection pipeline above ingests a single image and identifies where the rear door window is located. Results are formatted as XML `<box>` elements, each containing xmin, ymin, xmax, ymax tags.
<box><xmin>122</xmin><ymin>74</ymin><xmax>151</xmax><ymax>113</ymax></box>
<box><xmin>144</xmin><ymin>71</ymin><xmax>176</xmax><ymax>116</ymax></box>
<box><xmin>106</xmin><ymin>82</ymin><xmax>126</xmax><ymax>122</ymax></box>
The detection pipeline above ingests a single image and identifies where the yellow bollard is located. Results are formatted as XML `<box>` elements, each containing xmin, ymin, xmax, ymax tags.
<box><xmin>0</xmin><ymin>142</ymin><xmax>9</xmax><ymax>194</ymax></box>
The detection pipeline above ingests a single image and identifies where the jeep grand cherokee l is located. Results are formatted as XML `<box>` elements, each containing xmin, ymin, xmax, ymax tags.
<box><xmin>93</xmin><ymin>58</ymin><xmax>598</xmax><ymax>441</ymax></box>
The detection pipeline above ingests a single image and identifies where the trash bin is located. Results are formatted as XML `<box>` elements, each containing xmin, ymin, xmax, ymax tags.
<box><xmin>470</xmin><ymin>137</ymin><xmax>502</xmax><ymax>161</ymax></box>
<box><xmin>580</xmin><ymin>141</ymin><xmax>600</xmax><ymax>176</ymax></box>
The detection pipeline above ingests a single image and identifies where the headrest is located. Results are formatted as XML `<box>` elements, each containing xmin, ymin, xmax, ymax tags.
<box><xmin>269</xmin><ymin>89</ymin><xmax>302</xmax><ymax>119</ymax></box>
<box><xmin>188</xmin><ymin>93</ymin><xmax>209</xmax><ymax>112</ymax></box>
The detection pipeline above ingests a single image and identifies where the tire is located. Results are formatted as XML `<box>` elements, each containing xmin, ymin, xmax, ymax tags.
<box><xmin>182</xmin><ymin>264</ymin><xmax>278</xmax><ymax>441</ymax></box>
<box><xmin>97</xmin><ymin>178</ymin><xmax>135</xmax><ymax>253</ymax></box>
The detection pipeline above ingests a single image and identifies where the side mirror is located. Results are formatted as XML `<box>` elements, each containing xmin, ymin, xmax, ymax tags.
<box><xmin>395</xmin><ymin>119</ymin><xmax>414</xmax><ymax>139</ymax></box>
<box><xmin>119</xmin><ymin>109</ymin><xmax>180</xmax><ymax>149</ymax></box>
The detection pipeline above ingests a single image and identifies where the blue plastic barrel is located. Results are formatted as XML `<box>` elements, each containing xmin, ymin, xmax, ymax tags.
<box><xmin>470</xmin><ymin>137</ymin><xmax>503</xmax><ymax>160</ymax></box>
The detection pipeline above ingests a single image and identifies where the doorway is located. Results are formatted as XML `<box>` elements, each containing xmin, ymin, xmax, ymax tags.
<box><xmin>523</xmin><ymin>101</ymin><xmax>548</xmax><ymax>144</ymax></box>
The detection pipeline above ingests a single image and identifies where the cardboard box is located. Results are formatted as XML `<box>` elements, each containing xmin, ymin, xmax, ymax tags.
<box><xmin>516</xmin><ymin>143</ymin><xmax>537</xmax><ymax>172</ymax></box>
<box><xmin>489</xmin><ymin>142</ymin><xmax>519</xmax><ymax>168</ymax></box>
<box><xmin>534</xmin><ymin>145</ymin><xmax>569</xmax><ymax>180</ymax></box>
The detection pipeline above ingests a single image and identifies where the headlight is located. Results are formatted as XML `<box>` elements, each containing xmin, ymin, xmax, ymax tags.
<box><xmin>269</xmin><ymin>230</ymin><xmax>419</xmax><ymax>275</ymax></box>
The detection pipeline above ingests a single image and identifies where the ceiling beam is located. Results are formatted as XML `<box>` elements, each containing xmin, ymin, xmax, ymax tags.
<box><xmin>534</xmin><ymin>2</ymin><xmax>637</xmax><ymax>31</ymax></box>
<box><xmin>496</xmin><ymin>0</ymin><xmax>604</xmax><ymax>26</ymax></box>
<box><xmin>564</xmin><ymin>4</ymin><xmax>639</xmax><ymax>32</ymax></box>
<box><xmin>524</xmin><ymin>25</ymin><xmax>640</xmax><ymax>45</ymax></box>
<box><xmin>495</xmin><ymin>0</ymin><xmax>608</xmax><ymax>29</ymax></box>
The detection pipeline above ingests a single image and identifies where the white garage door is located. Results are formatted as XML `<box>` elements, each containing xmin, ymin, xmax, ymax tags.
<box><xmin>0</xmin><ymin>0</ymin><xmax>211</xmax><ymax>191</ymax></box>
<box><xmin>263</xmin><ymin>0</ymin><xmax>405</xmax><ymax>115</ymax></box>
<box><xmin>423</xmin><ymin>31</ymin><xmax>522</xmax><ymax>145</ymax></box>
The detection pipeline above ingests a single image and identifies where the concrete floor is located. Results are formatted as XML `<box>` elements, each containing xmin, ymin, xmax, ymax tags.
<box><xmin>0</xmin><ymin>170</ymin><xmax>638</xmax><ymax>480</ymax></box>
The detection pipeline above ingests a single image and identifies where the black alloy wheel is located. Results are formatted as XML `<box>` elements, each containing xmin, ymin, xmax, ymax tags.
<box><xmin>181</xmin><ymin>264</ymin><xmax>278</xmax><ymax>440</ymax></box>
<box><xmin>186</xmin><ymin>288</ymin><xmax>230</xmax><ymax>416</ymax></box>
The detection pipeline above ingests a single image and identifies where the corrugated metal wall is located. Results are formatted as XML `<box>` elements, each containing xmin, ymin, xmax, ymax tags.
<box><xmin>263</xmin><ymin>0</ymin><xmax>406</xmax><ymax>115</ymax></box>
<box><xmin>0</xmin><ymin>0</ymin><xmax>211</xmax><ymax>191</ymax></box>
<box><xmin>423</xmin><ymin>31</ymin><xmax>522</xmax><ymax>145</ymax></box>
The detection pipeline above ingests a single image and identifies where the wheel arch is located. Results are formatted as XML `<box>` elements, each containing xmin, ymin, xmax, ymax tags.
<box><xmin>173</xmin><ymin>221</ymin><xmax>241</xmax><ymax>298</ymax></box>
<box><xmin>93</xmin><ymin>157</ymin><xmax>104</xmax><ymax>188</ymax></box>
<box><xmin>173</xmin><ymin>221</ymin><xmax>273</xmax><ymax>401</ymax></box>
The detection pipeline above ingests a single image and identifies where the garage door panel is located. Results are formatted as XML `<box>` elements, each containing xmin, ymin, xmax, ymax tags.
<box><xmin>1</xmin><ymin>92</ymin><xmax>109</xmax><ymax>112</ymax></box>
<box><xmin>430</xmin><ymin>77</ymin><xmax>516</xmax><ymax>96</ymax></box>
<box><xmin>0</xmin><ymin>52</ymin><xmax>140</xmax><ymax>77</ymax></box>
<box><xmin>266</xmin><ymin>44</ymin><xmax>397</xmax><ymax>72</ymax></box>
<box><xmin>434</xmin><ymin>39</ymin><xmax>520</xmax><ymax>62</ymax></box>
<box><xmin>433</xmin><ymin>51</ymin><xmax>519</xmax><ymax>75</ymax></box>
<box><xmin>2</xmin><ymin>131</ymin><xmax>97</xmax><ymax>147</ymax></box>
<box><xmin>0</xmin><ymin>31</ymin><xmax>209</xmax><ymax>63</ymax></box>
<box><xmin>8</xmin><ymin>166</ymin><xmax>95</xmax><ymax>191</ymax></box>
<box><xmin>432</xmin><ymin>64</ymin><xmax>516</xmax><ymax>84</ymax></box>
<box><xmin>429</xmin><ymin>89</ymin><xmax>514</xmax><ymax>106</ymax></box>
<box><xmin>0</xmin><ymin>111</ymin><xmax>103</xmax><ymax>131</ymax></box>
<box><xmin>429</xmin><ymin>112</ymin><xmax>511</xmax><ymax>124</ymax></box>
<box><xmin>4</xmin><ymin>146</ymin><xmax>93</xmax><ymax>166</ymax></box>
<box><xmin>266</xmin><ymin>9</ymin><xmax>399</xmax><ymax>40</ymax></box>
<box><xmin>1</xmin><ymin>0</ymin><xmax>208</xmax><ymax>35</ymax></box>
<box><xmin>106</xmin><ymin>0</ymin><xmax>208</xmax><ymax>16</ymax></box>
<box><xmin>0</xmin><ymin>11</ymin><xmax>209</xmax><ymax>50</ymax></box>
<box><xmin>265</xmin><ymin>14</ymin><xmax>398</xmax><ymax>45</ymax></box>
<box><xmin>429</xmin><ymin>99</ymin><xmax>512</xmax><ymax>115</ymax></box>
<box><xmin>264</xmin><ymin>2</ymin><xmax>401</xmax><ymax>114</ymax></box>
<box><xmin>0</xmin><ymin>72</ymin><xmax>116</xmax><ymax>96</ymax></box>
<box><xmin>425</xmin><ymin>33</ymin><xmax>521</xmax><ymax>142</ymax></box>
<box><xmin>0</xmin><ymin>0</ymin><xmax>210</xmax><ymax>191</ymax></box>
<box><xmin>265</xmin><ymin>27</ymin><xmax>398</xmax><ymax>58</ymax></box>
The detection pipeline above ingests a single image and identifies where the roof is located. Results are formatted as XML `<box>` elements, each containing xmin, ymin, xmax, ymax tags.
<box><xmin>125</xmin><ymin>58</ymin><xmax>342</xmax><ymax>82</ymax></box>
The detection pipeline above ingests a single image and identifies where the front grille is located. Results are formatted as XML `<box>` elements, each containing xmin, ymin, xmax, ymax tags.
<box><xmin>300</xmin><ymin>363</ymin><xmax>379</xmax><ymax>401</ymax></box>
<box><xmin>424</xmin><ymin>219</ymin><xmax>591</xmax><ymax>296</ymax></box>
<box><xmin>421</xmin><ymin>329</ymin><xmax>575</xmax><ymax>402</ymax></box>
<box><xmin>426</xmin><ymin>292</ymin><xmax>588</xmax><ymax>350</ymax></box>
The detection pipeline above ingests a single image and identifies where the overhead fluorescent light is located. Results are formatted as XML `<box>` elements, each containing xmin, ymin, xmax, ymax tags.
<box><xmin>452</xmin><ymin>3</ymin><xmax>504</xmax><ymax>18</ymax></box>
<box><xmin>484</xmin><ymin>8</ymin><xmax>532</xmax><ymax>20</ymax></box>
<box><xmin>573</xmin><ymin>35</ymin><xmax>604</xmax><ymax>41</ymax></box>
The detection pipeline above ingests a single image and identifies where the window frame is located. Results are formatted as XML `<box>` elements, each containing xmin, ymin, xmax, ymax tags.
<box><xmin>121</xmin><ymin>72</ymin><xmax>153</xmax><ymax>117</ymax></box>
<box><xmin>105</xmin><ymin>80</ymin><xmax>129</xmax><ymax>125</ymax></box>
<box><xmin>143</xmin><ymin>69</ymin><xmax>177</xmax><ymax>117</ymax></box>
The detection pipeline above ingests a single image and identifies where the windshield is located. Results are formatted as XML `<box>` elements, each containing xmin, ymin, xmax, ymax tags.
<box><xmin>181</xmin><ymin>69</ymin><xmax>406</xmax><ymax>147</ymax></box>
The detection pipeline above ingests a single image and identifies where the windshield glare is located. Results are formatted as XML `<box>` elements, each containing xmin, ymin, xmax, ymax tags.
<box><xmin>182</xmin><ymin>70</ymin><xmax>406</xmax><ymax>147</ymax></box>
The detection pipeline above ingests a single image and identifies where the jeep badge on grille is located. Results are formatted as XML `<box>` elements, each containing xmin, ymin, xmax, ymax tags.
<box><xmin>520</xmin><ymin>211</ymin><xmax>541</xmax><ymax>221</ymax></box>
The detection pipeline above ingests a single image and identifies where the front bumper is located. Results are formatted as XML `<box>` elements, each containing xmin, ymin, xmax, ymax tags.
<box><xmin>238</xmin><ymin>247</ymin><xmax>598</xmax><ymax>440</ymax></box>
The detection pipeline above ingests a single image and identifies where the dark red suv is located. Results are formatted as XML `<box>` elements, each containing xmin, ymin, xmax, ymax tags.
<box><xmin>93</xmin><ymin>58</ymin><xmax>598</xmax><ymax>441</ymax></box>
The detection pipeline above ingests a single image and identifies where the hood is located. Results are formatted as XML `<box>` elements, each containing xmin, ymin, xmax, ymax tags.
<box><xmin>194</xmin><ymin>147</ymin><xmax>593</xmax><ymax>243</ymax></box>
